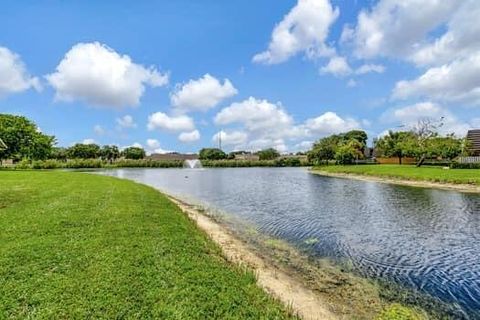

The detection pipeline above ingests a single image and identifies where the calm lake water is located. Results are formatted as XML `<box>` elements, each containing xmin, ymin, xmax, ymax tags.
<box><xmin>97</xmin><ymin>167</ymin><xmax>480</xmax><ymax>318</ymax></box>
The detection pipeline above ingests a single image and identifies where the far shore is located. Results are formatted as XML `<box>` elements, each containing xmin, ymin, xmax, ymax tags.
<box><xmin>310</xmin><ymin>169</ymin><xmax>480</xmax><ymax>193</ymax></box>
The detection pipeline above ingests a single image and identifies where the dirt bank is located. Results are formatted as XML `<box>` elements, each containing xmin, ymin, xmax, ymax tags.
<box><xmin>168</xmin><ymin>196</ymin><xmax>337</xmax><ymax>320</ymax></box>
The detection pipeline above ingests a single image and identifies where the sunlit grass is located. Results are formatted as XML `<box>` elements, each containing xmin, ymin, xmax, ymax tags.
<box><xmin>0</xmin><ymin>171</ymin><xmax>297</xmax><ymax>319</ymax></box>
<box><xmin>314</xmin><ymin>165</ymin><xmax>480</xmax><ymax>185</ymax></box>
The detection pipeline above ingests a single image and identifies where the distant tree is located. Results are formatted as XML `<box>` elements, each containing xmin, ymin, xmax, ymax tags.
<box><xmin>257</xmin><ymin>148</ymin><xmax>280</xmax><ymax>160</ymax></box>
<box><xmin>100</xmin><ymin>145</ymin><xmax>120</xmax><ymax>162</ymax></box>
<box><xmin>344</xmin><ymin>130</ymin><xmax>368</xmax><ymax>153</ymax></box>
<box><xmin>375</xmin><ymin>131</ymin><xmax>417</xmax><ymax>164</ymax></box>
<box><xmin>425</xmin><ymin>135</ymin><xmax>463</xmax><ymax>160</ymax></box>
<box><xmin>308</xmin><ymin>134</ymin><xmax>342</xmax><ymax>164</ymax></box>
<box><xmin>199</xmin><ymin>148</ymin><xmax>227</xmax><ymax>160</ymax></box>
<box><xmin>0</xmin><ymin>114</ymin><xmax>55</xmax><ymax>161</ymax></box>
<box><xmin>226</xmin><ymin>152</ymin><xmax>236</xmax><ymax>160</ymax></box>
<box><xmin>50</xmin><ymin>147</ymin><xmax>68</xmax><ymax>161</ymax></box>
<box><xmin>412</xmin><ymin>118</ymin><xmax>444</xmax><ymax>167</ymax></box>
<box><xmin>67</xmin><ymin>143</ymin><xmax>101</xmax><ymax>159</ymax></box>
<box><xmin>335</xmin><ymin>140</ymin><xmax>364</xmax><ymax>165</ymax></box>
<box><xmin>122</xmin><ymin>147</ymin><xmax>146</xmax><ymax>160</ymax></box>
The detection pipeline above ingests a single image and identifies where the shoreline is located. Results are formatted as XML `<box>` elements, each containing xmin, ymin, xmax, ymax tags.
<box><xmin>167</xmin><ymin>195</ymin><xmax>337</xmax><ymax>320</ymax></box>
<box><xmin>310</xmin><ymin>170</ymin><xmax>480</xmax><ymax>193</ymax></box>
<box><xmin>166</xmin><ymin>195</ymin><xmax>440</xmax><ymax>320</ymax></box>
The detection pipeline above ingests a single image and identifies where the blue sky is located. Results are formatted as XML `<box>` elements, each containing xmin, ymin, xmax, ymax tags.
<box><xmin>1</xmin><ymin>0</ymin><xmax>479</xmax><ymax>154</ymax></box>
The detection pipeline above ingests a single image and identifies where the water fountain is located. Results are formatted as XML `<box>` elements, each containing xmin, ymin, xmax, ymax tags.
<box><xmin>183</xmin><ymin>159</ymin><xmax>203</xmax><ymax>169</ymax></box>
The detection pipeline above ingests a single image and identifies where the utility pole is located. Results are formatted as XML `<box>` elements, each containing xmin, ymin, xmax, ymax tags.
<box><xmin>218</xmin><ymin>130</ymin><xmax>222</xmax><ymax>150</ymax></box>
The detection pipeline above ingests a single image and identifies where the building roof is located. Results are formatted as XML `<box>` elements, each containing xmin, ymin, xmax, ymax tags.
<box><xmin>467</xmin><ymin>130</ymin><xmax>480</xmax><ymax>154</ymax></box>
<box><xmin>147</xmin><ymin>153</ymin><xmax>198</xmax><ymax>161</ymax></box>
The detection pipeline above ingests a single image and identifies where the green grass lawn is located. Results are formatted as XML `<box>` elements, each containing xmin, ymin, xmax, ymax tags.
<box><xmin>0</xmin><ymin>171</ymin><xmax>296</xmax><ymax>319</ymax></box>
<box><xmin>313</xmin><ymin>165</ymin><xmax>480</xmax><ymax>185</ymax></box>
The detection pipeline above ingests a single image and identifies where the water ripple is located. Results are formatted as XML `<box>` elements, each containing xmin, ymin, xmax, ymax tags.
<box><xmin>99</xmin><ymin>168</ymin><xmax>480</xmax><ymax>318</ymax></box>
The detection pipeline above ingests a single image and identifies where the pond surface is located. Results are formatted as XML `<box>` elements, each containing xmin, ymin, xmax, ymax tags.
<box><xmin>97</xmin><ymin>167</ymin><xmax>480</xmax><ymax>318</ymax></box>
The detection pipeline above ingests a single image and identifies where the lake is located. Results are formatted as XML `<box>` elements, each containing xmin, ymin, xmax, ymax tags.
<box><xmin>97</xmin><ymin>167</ymin><xmax>480</xmax><ymax>318</ymax></box>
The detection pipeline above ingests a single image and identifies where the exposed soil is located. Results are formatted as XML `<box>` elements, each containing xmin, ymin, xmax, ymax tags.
<box><xmin>168</xmin><ymin>196</ymin><xmax>338</xmax><ymax>320</ymax></box>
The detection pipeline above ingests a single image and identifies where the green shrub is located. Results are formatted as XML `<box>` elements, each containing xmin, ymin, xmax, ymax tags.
<box><xmin>450</xmin><ymin>162</ymin><xmax>480</xmax><ymax>169</ymax></box>
<box><xmin>376</xmin><ymin>304</ymin><xmax>426</xmax><ymax>320</ymax></box>
<box><xmin>14</xmin><ymin>159</ymin><xmax>32</xmax><ymax>169</ymax></box>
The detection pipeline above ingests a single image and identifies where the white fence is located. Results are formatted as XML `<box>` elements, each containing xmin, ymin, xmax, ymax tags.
<box><xmin>457</xmin><ymin>156</ymin><xmax>480</xmax><ymax>164</ymax></box>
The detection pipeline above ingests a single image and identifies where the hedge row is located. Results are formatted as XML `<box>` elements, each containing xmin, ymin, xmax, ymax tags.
<box><xmin>5</xmin><ymin>158</ymin><xmax>312</xmax><ymax>169</ymax></box>
<box><xmin>450</xmin><ymin>162</ymin><xmax>480</xmax><ymax>169</ymax></box>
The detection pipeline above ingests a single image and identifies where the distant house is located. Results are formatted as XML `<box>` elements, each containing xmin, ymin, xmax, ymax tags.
<box><xmin>234</xmin><ymin>153</ymin><xmax>260</xmax><ymax>161</ymax></box>
<box><xmin>467</xmin><ymin>130</ymin><xmax>480</xmax><ymax>156</ymax></box>
<box><xmin>147</xmin><ymin>153</ymin><xmax>198</xmax><ymax>161</ymax></box>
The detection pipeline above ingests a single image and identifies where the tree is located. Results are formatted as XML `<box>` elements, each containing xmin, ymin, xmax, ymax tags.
<box><xmin>335</xmin><ymin>140</ymin><xmax>364</xmax><ymax>165</ymax></box>
<box><xmin>50</xmin><ymin>147</ymin><xmax>68</xmax><ymax>161</ymax></box>
<box><xmin>67</xmin><ymin>143</ymin><xmax>101</xmax><ymax>159</ymax></box>
<box><xmin>0</xmin><ymin>114</ymin><xmax>55</xmax><ymax>161</ymax></box>
<box><xmin>199</xmin><ymin>148</ymin><xmax>226</xmax><ymax>160</ymax></box>
<box><xmin>100</xmin><ymin>145</ymin><xmax>120</xmax><ymax>162</ymax></box>
<box><xmin>375</xmin><ymin>131</ymin><xmax>417</xmax><ymax>164</ymax></box>
<box><xmin>122</xmin><ymin>147</ymin><xmax>146</xmax><ymax>160</ymax></box>
<box><xmin>344</xmin><ymin>130</ymin><xmax>368</xmax><ymax>153</ymax></box>
<box><xmin>308</xmin><ymin>131</ymin><xmax>368</xmax><ymax>165</ymax></box>
<box><xmin>257</xmin><ymin>148</ymin><xmax>280</xmax><ymax>160</ymax></box>
<box><xmin>425</xmin><ymin>135</ymin><xmax>463</xmax><ymax>160</ymax></box>
<box><xmin>308</xmin><ymin>135</ymin><xmax>341</xmax><ymax>164</ymax></box>
<box><xmin>412</xmin><ymin>118</ymin><xmax>444</xmax><ymax>167</ymax></box>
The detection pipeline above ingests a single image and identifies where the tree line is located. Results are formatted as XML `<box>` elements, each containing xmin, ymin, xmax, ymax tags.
<box><xmin>308</xmin><ymin>123</ymin><xmax>471</xmax><ymax>166</ymax></box>
<box><xmin>0</xmin><ymin>114</ymin><xmax>147</xmax><ymax>162</ymax></box>
<box><xmin>198</xmin><ymin>147</ymin><xmax>282</xmax><ymax>161</ymax></box>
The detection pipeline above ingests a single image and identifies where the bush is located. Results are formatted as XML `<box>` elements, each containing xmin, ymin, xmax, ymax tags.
<box><xmin>199</xmin><ymin>148</ymin><xmax>227</xmax><ymax>160</ymax></box>
<box><xmin>450</xmin><ymin>162</ymin><xmax>480</xmax><ymax>169</ymax></box>
<box><xmin>376</xmin><ymin>304</ymin><xmax>426</xmax><ymax>320</ymax></box>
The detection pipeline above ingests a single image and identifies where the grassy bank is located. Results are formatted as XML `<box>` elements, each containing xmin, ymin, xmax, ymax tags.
<box><xmin>313</xmin><ymin>165</ymin><xmax>480</xmax><ymax>185</ymax></box>
<box><xmin>0</xmin><ymin>171</ymin><xmax>296</xmax><ymax>319</ymax></box>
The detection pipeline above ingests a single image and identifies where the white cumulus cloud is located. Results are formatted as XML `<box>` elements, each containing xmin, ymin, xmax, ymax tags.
<box><xmin>392</xmin><ymin>53</ymin><xmax>480</xmax><ymax>106</ymax></box>
<box><xmin>116</xmin><ymin>115</ymin><xmax>137</xmax><ymax>129</ymax></box>
<box><xmin>178</xmin><ymin>130</ymin><xmax>200</xmax><ymax>143</ymax></box>
<box><xmin>347</xmin><ymin>0</ymin><xmax>457</xmax><ymax>59</ymax></box>
<box><xmin>212</xmin><ymin>130</ymin><xmax>248</xmax><ymax>147</ymax></box>
<box><xmin>170</xmin><ymin>74</ymin><xmax>237</xmax><ymax>112</ymax></box>
<box><xmin>303</xmin><ymin>111</ymin><xmax>360</xmax><ymax>135</ymax></box>
<box><xmin>380</xmin><ymin>102</ymin><xmax>474</xmax><ymax>136</ymax></box>
<box><xmin>320</xmin><ymin>56</ymin><xmax>352</xmax><ymax>77</ymax></box>
<box><xmin>213</xmin><ymin>97</ymin><xmax>361</xmax><ymax>152</ymax></box>
<box><xmin>253</xmin><ymin>0</ymin><xmax>339</xmax><ymax>64</ymax></box>
<box><xmin>0</xmin><ymin>47</ymin><xmax>41</xmax><ymax>97</ymax></box>
<box><xmin>147</xmin><ymin>112</ymin><xmax>195</xmax><ymax>132</ymax></box>
<box><xmin>355</xmin><ymin>64</ymin><xmax>385</xmax><ymax>75</ymax></box>
<box><xmin>145</xmin><ymin>139</ymin><xmax>172</xmax><ymax>155</ymax></box>
<box><xmin>410</xmin><ymin>1</ymin><xmax>480</xmax><ymax>66</ymax></box>
<box><xmin>46</xmin><ymin>42</ymin><xmax>168</xmax><ymax>108</ymax></box>
<box><xmin>82</xmin><ymin>138</ymin><xmax>96</xmax><ymax>145</ymax></box>
<box><xmin>215</xmin><ymin>97</ymin><xmax>295</xmax><ymax>134</ymax></box>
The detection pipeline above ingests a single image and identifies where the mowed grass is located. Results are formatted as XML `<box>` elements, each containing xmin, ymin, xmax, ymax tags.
<box><xmin>0</xmin><ymin>171</ymin><xmax>297</xmax><ymax>319</ymax></box>
<box><xmin>314</xmin><ymin>165</ymin><xmax>480</xmax><ymax>185</ymax></box>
